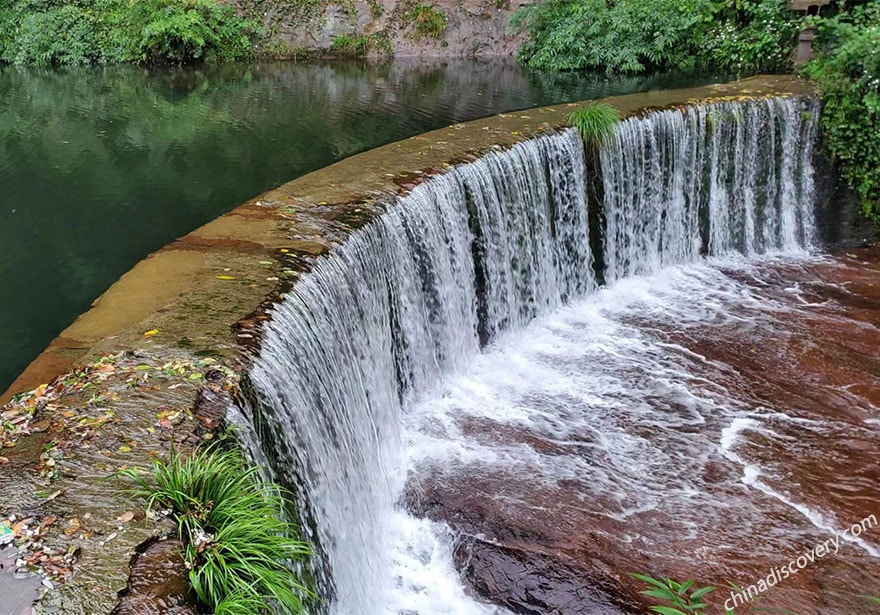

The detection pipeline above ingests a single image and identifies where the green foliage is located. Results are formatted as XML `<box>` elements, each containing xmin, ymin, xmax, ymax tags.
<box><xmin>803</xmin><ymin>1</ymin><xmax>880</xmax><ymax>218</ymax></box>
<box><xmin>409</xmin><ymin>4</ymin><xmax>446</xmax><ymax>40</ymax></box>
<box><xmin>128</xmin><ymin>0</ymin><xmax>256</xmax><ymax>63</ymax></box>
<box><xmin>567</xmin><ymin>102</ymin><xmax>620</xmax><ymax>149</ymax></box>
<box><xmin>634</xmin><ymin>575</ymin><xmax>805</xmax><ymax>615</ymax></box>
<box><xmin>701</xmin><ymin>0</ymin><xmax>800</xmax><ymax>72</ymax></box>
<box><xmin>331</xmin><ymin>32</ymin><xmax>392</xmax><ymax>57</ymax></box>
<box><xmin>0</xmin><ymin>0</ymin><xmax>257</xmax><ymax>66</ymax></box>
<box><xmin>513</xmin><ymin>0</ymin><xmax>799</xmax><ymax>74</ymax></box>
<box><xmin>631</xmin><ymin>574</ymin><xmax>717</xmax><ymax>614</ymax></box>
<box><xmin>120</xmin><ymin>444</ymin><xmax>312</xmax><ymax>614</ymax></box>
<box><xmin>513</xmin><ymin>0</ymin><xmax>711</xmax><ymax>73</ymax></box>
<box><xmin>332</xmin><ymin>34</ymin><xmax>370</xmax><ymax>55</ymax></box>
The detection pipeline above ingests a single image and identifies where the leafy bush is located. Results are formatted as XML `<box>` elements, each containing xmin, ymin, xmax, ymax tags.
<box><xmin>701</xmin><ymin>0</ymin><xmax>800</xmax><ymax>73</ymax></box>
<box><xmin>1</xmin><ymin>0</ymin><xmax>108</xmax><ymax>65</ymax></box>
<box><xmin>409</xmin><ymin>4</ymin><xmax>446</xmax><ymax>40</ymax></box>
<box><xmin>567</xmin><ymin>102</ymin><xmax>620</xmax><ymax>149</ymax></box>
<box><xmin>513</xmin><ymin>0</ymin><xmax>710</xmax><ymax>73</ymax></box>
<box><xmin>803</xmin><ymin>1</ymin><xmax>880</xmax><ymax>218</ymax></box>
<box><xmin>513</xmin><ymin>0</ymin><xmax>800</xmax><ymax>74</ymax></box>
<box><xmin>634</xmin><ymin>574</ymin><xmax>880</xmax><ymax>614</ymax></box>
<box><xmin>330</xmin><ymin>32</ymin><xmax>392</xmax><ymax>57</ymax></box>
<box><xmin>331</xmin><ymin>34</ymin><xmax>370</xmax><ymax>55</ymax></box>
<box><xmin>121</xmin><ymin>445</ymin><xmax>312</xmax><ymax>614</ymax></box>
<box><xmin>0</xmin><ymin>0</ymin><xmax>257</xmax><ymax>65</ymax></box>
<box><xmin>129</xmin><ymin>0</ymin><xmax>255</xmax><ymax>63</ymax></box>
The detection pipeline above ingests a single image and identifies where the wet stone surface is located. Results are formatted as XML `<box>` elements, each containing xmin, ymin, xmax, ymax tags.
<box><xmin>0</xmin><ymin>545</ymin><xmax>43</xmax><ymax>615</ymax></box>
<box><xmin>453</xmin><ymin>538</ymin><xmax>639</xmax><ymax>615</ymax></box>
<box><xmin>0</xmin><ymin>350</ymin><xmax>239</xmax><ymax>614</ymax></box>
<box><xmin>404</xmin><ymin>247</ymin><xmax>880</xmax><ymax>615</ymax></box>
<box><xmin>114</xmin><ymin>539</ymin><xmax>197</xmax><ymax>615</ymax></box>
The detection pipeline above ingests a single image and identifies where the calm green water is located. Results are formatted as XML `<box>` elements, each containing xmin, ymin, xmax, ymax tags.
<box><xmin>0</xmin><ymin>59</ymin><xmax>727</xmax><ymax>393</ymax></box>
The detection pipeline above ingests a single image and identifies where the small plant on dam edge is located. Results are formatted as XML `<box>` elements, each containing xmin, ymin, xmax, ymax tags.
<box><xmin>119</xmin><ymin>443</ymin><xmax>313</xmax><ymax>614</ymax></box>
<box><xmin>567</xmin><ymin>102</ymin><xmax>621</xmax><ymax>150</ymax></box>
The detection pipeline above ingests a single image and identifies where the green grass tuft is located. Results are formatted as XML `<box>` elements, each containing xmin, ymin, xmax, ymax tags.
<box><xmin>120</xmin><ymin>444</ymin><xmax>312</xmax><ymax>614</ymax></box>
<box><xmin>409</xmin><ymin>4</ymin><xmax>447</xmax><ymax>40</ymax></box>
<box><xmin>566</xmin><ymin>102</ymin><xmax>620</xmax><ymax>149</ymax></box>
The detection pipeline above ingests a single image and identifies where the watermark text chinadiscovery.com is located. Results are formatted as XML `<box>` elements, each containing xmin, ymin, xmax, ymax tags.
<box><xmin>725</xmin><ymin>514</ymin><xmax>878</xmax><ymax>611</ymax></box>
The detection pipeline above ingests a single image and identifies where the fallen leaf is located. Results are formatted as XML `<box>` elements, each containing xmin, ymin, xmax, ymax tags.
<box><xmin>216</xmin><ymin>275</ymin><xmax>236</xmax><ymax>280</ymax></box>
<box><xmin>100</xmin><ymin>532</ymin><xmax>117</xmax><ymax>546</ymax></box>
<box><xmin>143</xmin><ymin>329</ymin><xmax>159</xmax><ymax>337</ymax></box>
<box><xmin>64</xmin><ymin>518</ymin><xmax>81</xmax><ymax>536</ymax></box>
<box><xmin>116</xmin><ymin>511</ymin><xmax>134</xmax><ymax>524</ymax></box>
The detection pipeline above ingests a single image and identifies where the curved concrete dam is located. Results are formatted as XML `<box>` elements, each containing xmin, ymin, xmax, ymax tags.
<box><xmin>2</xmin><ymin>76</ymin><xmax>879</xmax><ymax>614</ymax></box>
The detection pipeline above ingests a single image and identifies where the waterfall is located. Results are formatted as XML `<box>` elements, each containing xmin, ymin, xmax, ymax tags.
<box><xmin>234</xmin><ymin>96</ymin><xmax>819</xmax><ymax>614</ymax></box>
<box><xmin>601</xmin><ymin>97</ymin><xmax>818</xmax><ymax>281</ymax></box>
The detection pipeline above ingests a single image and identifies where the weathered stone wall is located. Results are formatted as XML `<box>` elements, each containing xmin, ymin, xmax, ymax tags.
<box><xmin>812</xmin><ymin>150</ymin><xmax>880</xmax><ymax>249</ymax></box>
<box><xmin>236</xmin><ymin>0</ymin><xmax>526</xmax><ymax>59</ymax></box>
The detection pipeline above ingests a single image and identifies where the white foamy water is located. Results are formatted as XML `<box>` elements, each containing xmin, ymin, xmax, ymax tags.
<box><xmin>233</xmin><ymin>96</ymin><xmax>832</xmax><ymax>613</ymax></box>
<box><xmin>405</xmin><ymin>258</ymin><xmax>880</xmax><ymax>562</ymax></box>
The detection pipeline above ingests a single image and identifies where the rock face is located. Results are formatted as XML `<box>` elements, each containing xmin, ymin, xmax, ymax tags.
<box><xmin>114</xmin><ymin>539</ymin><xmax>197</xmax><ymax>615</ymax></box>
<box><xmin>452</xmin><ymin>538</ymin><xmax>641</xmax><ymax>614</ymax></box>
<box><xmin>235</xmin><ymin>0</ymin><xmax>527</xmax><ymax>59</ymax></box>
<box><xmin>403</xmin><ymin>248</ymin><xmax>880</xmax><ymax>615</ymax></box>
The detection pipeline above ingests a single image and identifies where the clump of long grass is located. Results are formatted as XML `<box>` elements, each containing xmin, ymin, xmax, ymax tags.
<box><xmin>566</xmin><ymin>102</ymin><xmax>621</xmax><ymax>149</ymax></box>
<box><xmin>121</xmin><ymin>445</ymin><xmax>312</xmax><ymax>614</ymax></box>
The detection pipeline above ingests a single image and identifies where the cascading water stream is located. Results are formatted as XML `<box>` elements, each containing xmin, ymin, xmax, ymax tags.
<box><xmin>600</xmin><ymin>98</ymin><xmax>817</xmax><ymax>281</ymax></box>
<box><xmin>235</xmin><ymin>95</ymin><xmax>822</xmax><ymax>614</ymax></box>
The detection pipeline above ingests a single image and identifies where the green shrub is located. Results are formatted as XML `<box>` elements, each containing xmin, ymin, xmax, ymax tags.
<box><xmin>512</xmin><ymin>0</ymin><xmax>800</xmax><ymax>74</ymax></box>
<box><xmin>803</xmin><ymin>1</ymin><xmax>880</xmax><ymax>218</ymax></box>
<box><xmin>129</xmin><ymin>0</ymin><xmax>255</xmax><ymax>63</ymax></box>
<box><xmin>567</xmin><ymin>102</ymin><xmax>620</xmax><ymax>149</ymax></box>
<box><xmin>701</xmin><ymin>0</ymin><xmax>800</xmax><ymax>73</ymax></box>
<box><xmin>330</xmin><ymin>32</ymin><xmax>392</xmax><ymax>57</ymax></box>
<box><xmin>0</xmin><ymin>0</ymin><xmax>257</xmax><ymax>66</ymax></box>
<box><xmin>409</xmin><ymin>4</ymin><xmax>446</xmax><ymax>40</ymax></box>
<box><xmin>512</xmin><ymin>0</ymin><xmax>712</xmax><ymax>73</ymax></box>
<box><xmin>121</xmin><ymin>445</ymin><xmax>312</xmax><ymax>614</ymax></box>
<box><xmin>635</xmin><ymin>574</ymin><xmax>880</xmax><ymax>614</ymax></box>
<box><xmin>331</xmin><ymin>34</ymin><xmax>369</xmax><ymax>55</ymax></box>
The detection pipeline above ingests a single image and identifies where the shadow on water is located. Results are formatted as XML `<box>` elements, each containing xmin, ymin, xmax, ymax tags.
<box><xmin>0</xmin><ymin>59</ymin><xmax>731</xmax><ymax>392</ymax></box>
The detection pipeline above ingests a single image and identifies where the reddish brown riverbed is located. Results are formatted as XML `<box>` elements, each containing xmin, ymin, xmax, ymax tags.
<box><xmin>405</xmin><ymin>247</ymin><xmax>880</xmax><ymax>615</ymax></box>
